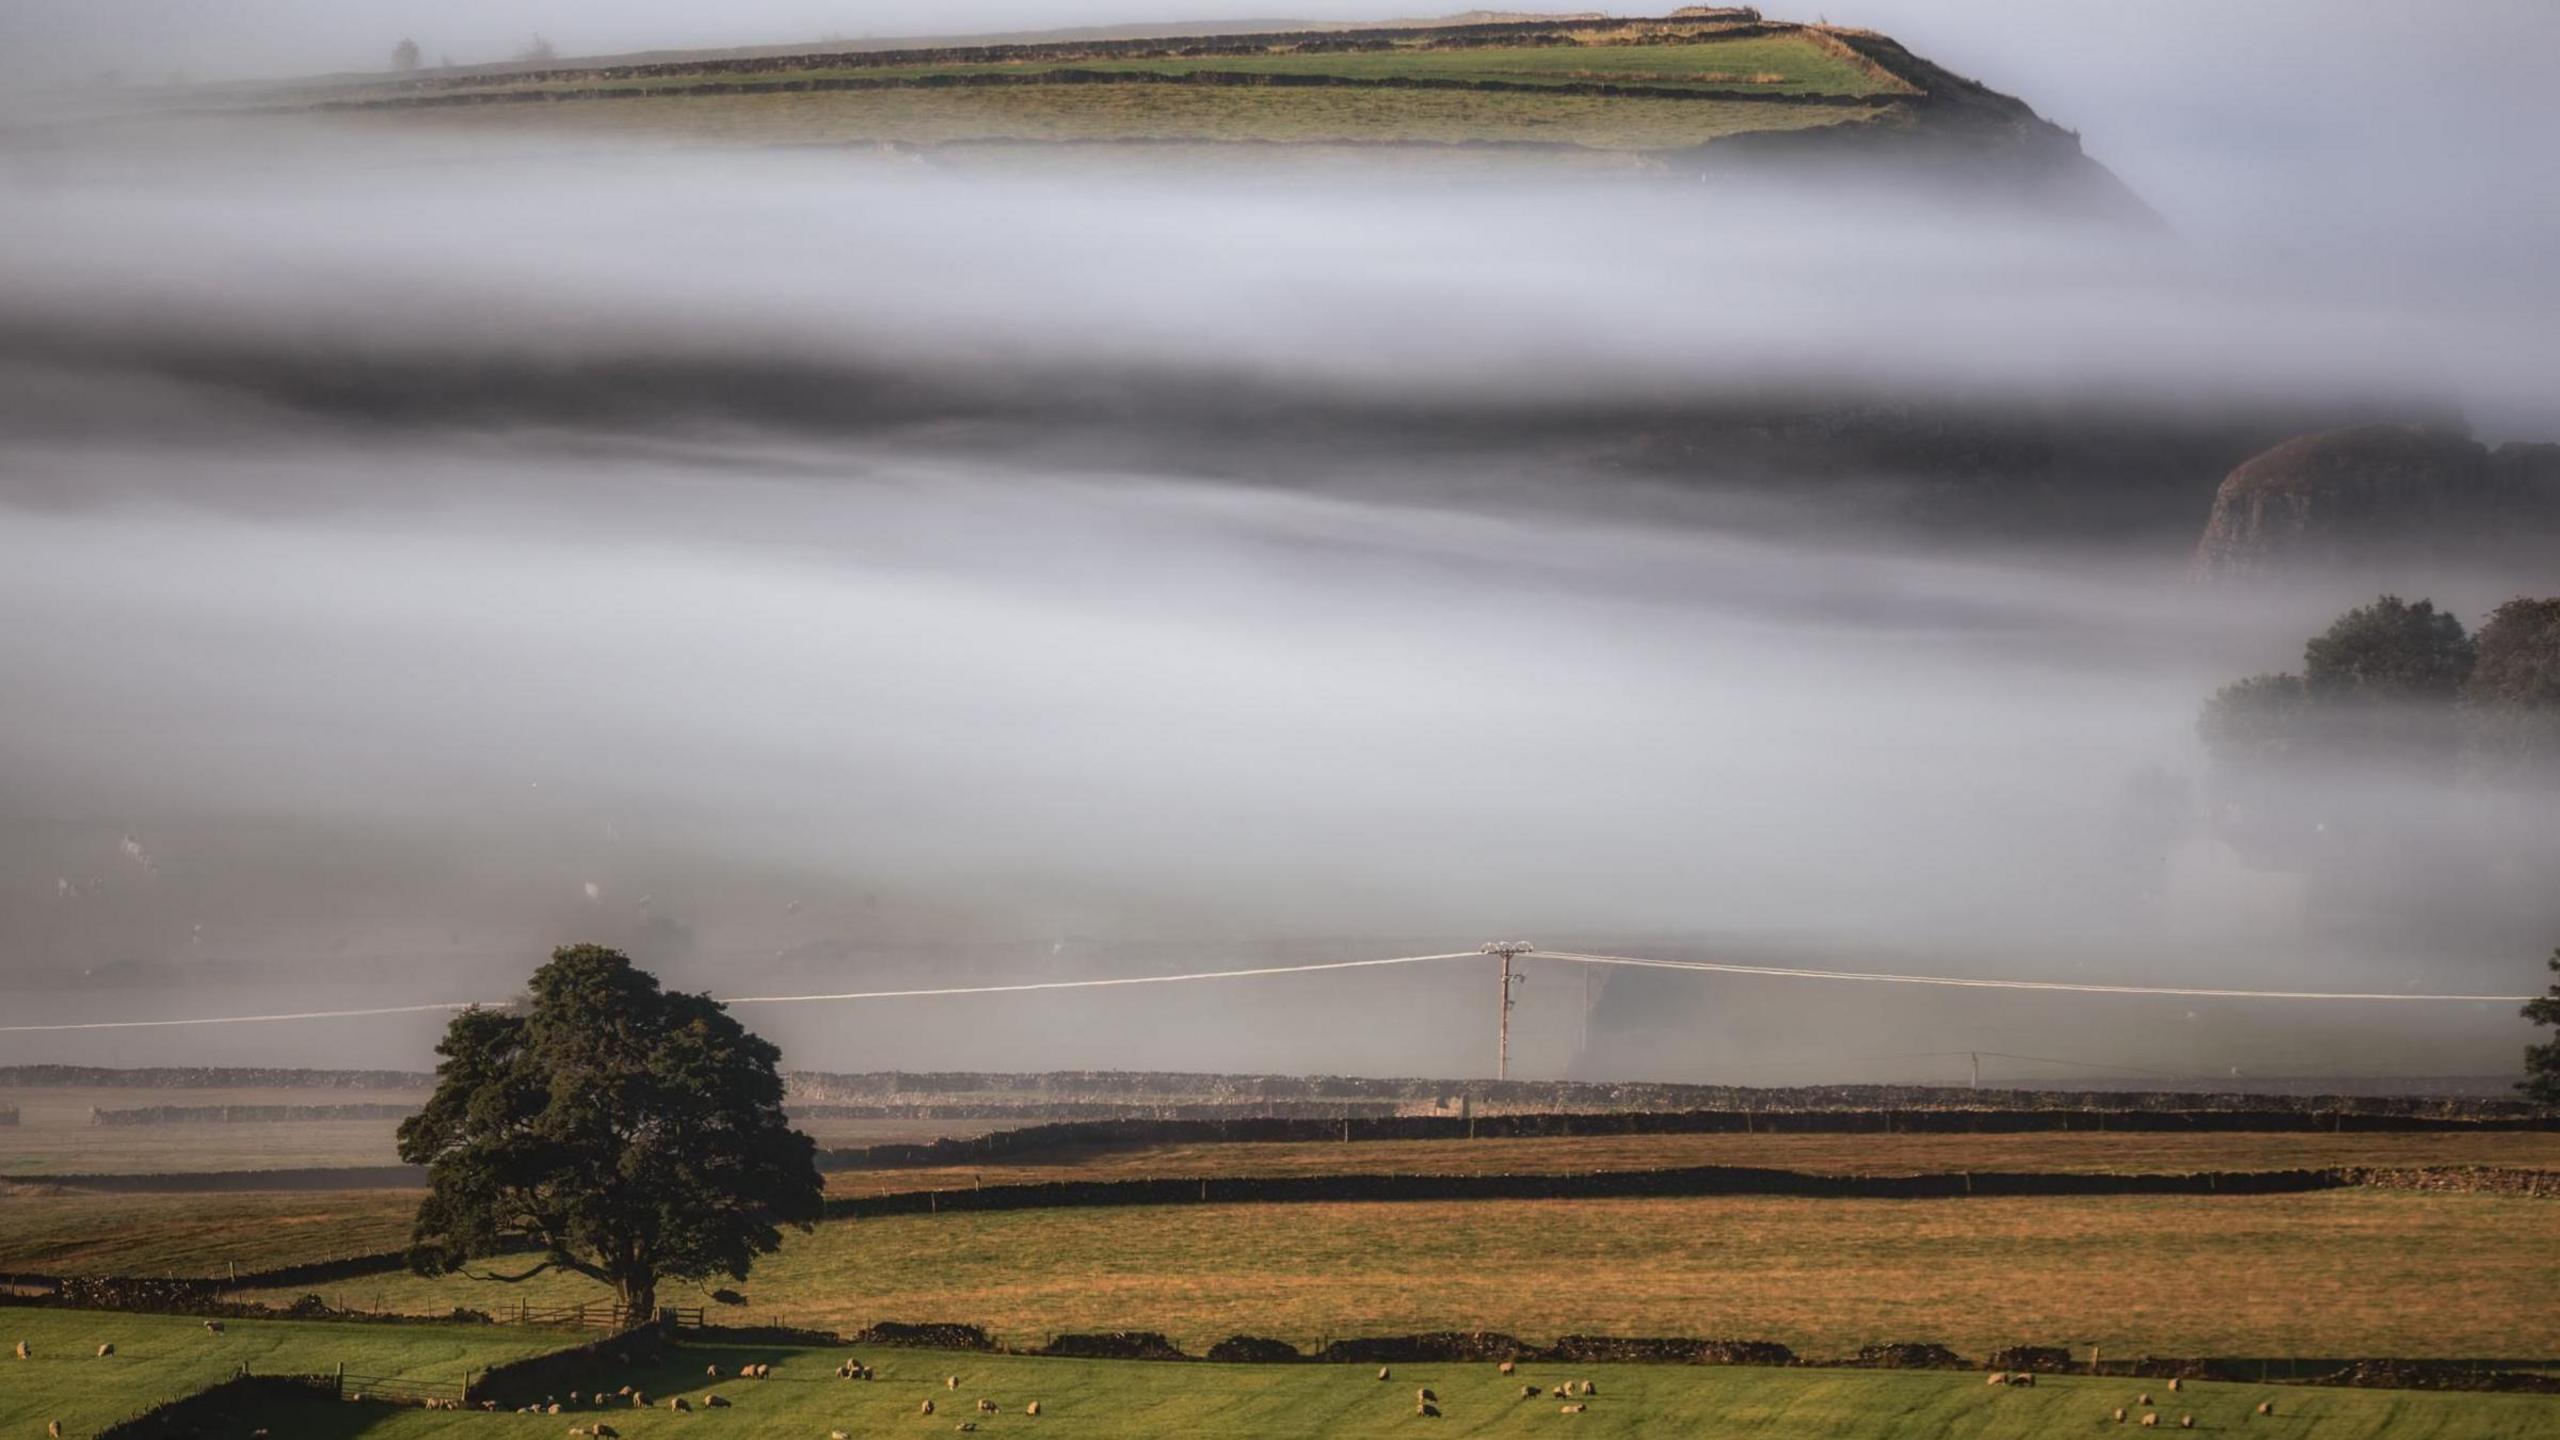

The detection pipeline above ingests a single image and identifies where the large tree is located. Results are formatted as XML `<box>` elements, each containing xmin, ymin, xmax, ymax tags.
<box><xmin>2524</xmin><ymin>949</ymin><xmax>2560</xmax><ymax>1106</ymax></box>
<box><xmin>2465</xmin><ymin>598</ymin><xmax>2560</xmax><ymax>780</ymax></box>
<box><xmin>396</xmin><ymin>944</ymin><xmax>822</xmax><ymax>1321</ymax></box>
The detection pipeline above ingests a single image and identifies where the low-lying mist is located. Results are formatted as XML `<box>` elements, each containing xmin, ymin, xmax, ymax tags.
<box><xmin>1</xmin><ymin>115</ymin><xmax>2554</xmax><ymax>1085</ymax></box>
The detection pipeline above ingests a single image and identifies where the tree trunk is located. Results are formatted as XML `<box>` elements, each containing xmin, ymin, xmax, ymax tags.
<box><xmin>617</xmin><ymin>1274</ymin><xmax>657</xmax><ymax>1327</ymax></box>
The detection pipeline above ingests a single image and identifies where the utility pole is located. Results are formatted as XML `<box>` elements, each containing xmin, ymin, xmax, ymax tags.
<box><xmin>1969</xmin><ymin>1051</ymin><xmax>1981</xmax><ymax>1090</ymax></box>
<box><xmin>1480</xmin><ymin>941</ymin><xmax>1534</xmax><ymax>1081</ymax></box>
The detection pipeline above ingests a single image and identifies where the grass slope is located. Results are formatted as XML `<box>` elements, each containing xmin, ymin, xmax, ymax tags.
<box><xmin>228</xmin><ymin>1341</ymin><xmax>2560</xmax><ymax>1440</ymax></box>
<box><xmin>0</xmin><ymin>1191</ymin><xmax>418</xmax><ymax>1278</ymax></box>
<box><xmin>237</xmin><ymin>1191</ymin><xmax>2560</xmax><ymax>1360</ymax></box>
<box><xmin>0</xmin><ymin>1310</ymin><xmax>560</xmax><ymax>1440</ymax></box>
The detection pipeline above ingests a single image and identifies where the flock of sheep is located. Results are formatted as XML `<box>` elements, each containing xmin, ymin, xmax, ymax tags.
<box><xmin>13</xmin><ymin>1330</ymin><xmax>2301</xmax><ymax>1436</ymax></box>
<box><xmin>1992</xmin><ymin>1368</ymin><xmax>2280</xmax><ymax>1428</ymax></box>
<box><xmin>1382</xmin><ymin>1361</ymin><xmax>1602</xmax><ymax>1418</ymax></box>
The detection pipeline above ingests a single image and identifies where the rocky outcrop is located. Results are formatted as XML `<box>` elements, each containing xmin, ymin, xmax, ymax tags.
<box><xmin>2190</xmin><ymin>424</ymin><xmax>2560</xmax><ymax>580</ymax></box>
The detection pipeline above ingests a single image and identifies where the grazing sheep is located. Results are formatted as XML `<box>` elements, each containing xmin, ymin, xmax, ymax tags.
<box><xmin>956</xmin><ymin>1424</ymin><xmax>978</xmax><ymax>1434</ymax></box>
<box><xmin>617</xmin><ymin>1386</ymin><xmax>633</xmax><ymax>1397</ymax></box>
<box><xmin>833</xmin><ymin>1432</ymin><xmax>851</xmax><ymax>1440</ymax></box>
<box><xmin>547</xmin><ymin>1403</ymin><xmax>562</xmax><ymax>1415</ymax></box>
<box><xmin>710</xmin><ymin>1365</ymin><xmax>723</xmax><ymax>1379</ymax></box>
<box><xmin>1026</xmin><ymin>1400</ymin><xmax>1042</xmax><ymax>1416</ymax></box>
<box><xmin>631</xmin><ymin>1392</ymin><xmax>647</xmax><ymax>1408</ymax></box>
<box><xmin>2179</xmin><ymin>1418</ymin><xmax>2194</xmax><ymax>1431</ymax></box>
<box><xmin>1519</xmin><ymin>1385</ymin><xmax>1540</xmax><ymax>1400</ymax></box>
<box><xmin>1417</xmin><ymin>1401</ymin><xmax>1441</xmax><ymax>1418</ymax></box>
<box><xmin>976</xmin><ymin>1398</ymin><xmax>998</xmax><ymax>1414</ymax></box>
<box><xmin>49</xmin><ymin>1422</ymin><xmax>63</xmax><ymax>1439</ymax></box>
<box><xmin>1550</xmin><ymin>1386</ymin><xmax>1570</xmax><ymax>1400</ymax></box>
<box><xmin>667</xmin><ymin>1395</ymin><xmax>689</xmax><ymax>1412</ymax></box>
<box><xmin>1417</xmin><ymin>1388</ymin><xmax>1437</xmax><ymax>1404</ymax></box>
<box><xmin>570</xmin><ymin>1429</ymin><xmax>586</xmax><ymax>1437</ymax></box>
<box><xmin>1377</xmin><ymin>1367</ymin><xmax>1391</xmax><ymax>1382</ymax></box>
<box><xmin>2168</xmin><ymin>1378</ymin><xmax>2183</xmax><ymax>1393</ymax></box>
<box><xmin>97</xmin><ymin>1343</ymin><xmax>115</xmax><ymax>1357</ymax></box>
<box><xmin>15</xmin><ymin>1341</ymin><xmax>28</xmax><ymax>1359</ymax></box>
<box><xmin>2011</xmin><ymin>1373</ymin><xmax>2034</xmax><ymax>1388</ymax></box>
<box><xmin>920</xmin><ymin>1399</ymin><xmax>936</xmax><ymax>1416</ymax></box>
<box><xmin>947</xmin><ymin>1375</ymin><xmax>961</xmax><ymax>1390</ymax></box>
<box><xmin>1577</xmin><ymin>1381</ymin><xmax>1596</xmax><ymax>1397</ymax></box>
<box><xmin>1559</xmin><ymin>1403</ymin><xmax>1586</xmax><ymax>1414</ymax></box>
<box><xmin>591</xmin><ymin>1426</ymin><xmax>619</xmax><ymax>1439</ymax></box>
<box><xmin>2138</xmin><ymin>1393</ymin><xmax>2153</xmax><ymax>1406</ymax></box>
<box><xmin>1987</xmin><ymin>1372</ymin><xmax>2008</xmax><ymax>1386</ymax></box>
<box><xmin>2256</xmin><ymin>1401</ymin><xmax>2274</xmax><ymax>1416</ymax></box>
<box><xmin>2114</xmin><ymin>1407</ymin><xmax>2127</xmax><ymax>1424</ymax></box>
<box><xmin>2140</xmin><ymin>1414</ymin><xmax>2159</xmax><ymax>1430</ymax></box>
<box><xmin>1499</xmin><ymin>1361</ymin><xmax>1516</xmax><ymax>1376</ymax></box>
<box><xmin>704</xmin><ymin>1394</ymin><xmax>729</xmax><ymax>1408</ymax></box>
<box><xmin>203</xmin><ymin>1321</ymin><xmax>224</xmax><ymax>1334</ymax></box>
<box><xmin>836</xmin><ymin>1363</ymin><xmax>851</xmax><ymax>1379</ymax></box>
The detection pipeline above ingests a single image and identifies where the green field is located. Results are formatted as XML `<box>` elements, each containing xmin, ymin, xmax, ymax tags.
<box><xmin>0</xmin><ymin>1309</ymin><xmax>560</xmax><ymax>1439</ymax></box>
<box><xmin>214</xmin><ymin>1341</ymin><xmax>2560</xmax><ymax>1440</ymax></box>
<box><xmin>233</xmin><ymin>1190</ymin><xmax>2560</xmax><ymax>1361</ymax></box>
<box><xmin>357</xmin><ymin>84</ymin><xmax>1869</xmax><ymax>150</ymax></box>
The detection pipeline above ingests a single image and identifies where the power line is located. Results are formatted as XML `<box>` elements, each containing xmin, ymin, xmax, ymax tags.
<box><xmin>1535</xmin><ymin>950</ymin><xmax>2535</xmax><ymax>1004</ymax></box>
<box><xmin>0</xmin><ymin>952</ymin><xmax>1482</xmax><ymax>1034</ymax></box>
<box><xmin>0</xmin><ymin>944</ymin><xmax>2534</xmax><ymax>1036</ymax></box>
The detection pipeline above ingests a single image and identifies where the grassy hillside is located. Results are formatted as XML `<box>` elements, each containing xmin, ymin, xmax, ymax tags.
<box><xmin>0</xmin><ymin>1310</ymin><xmax>558</xmax><ymax>1440</ymax></box>
<box><xmin>235</xmin><ymin>1190</ymin><xmax>2560</xmax><ymax>1360</ymax></box>
<box><xmin>222</xmin><ymin>1341</ymin><xmax>2560</xmax><ymax>1440</ymax></box>
<box><xmin>282</xmin><ymin>16</ymin><xmax>1943</xmax><ymax>154</ymax></box>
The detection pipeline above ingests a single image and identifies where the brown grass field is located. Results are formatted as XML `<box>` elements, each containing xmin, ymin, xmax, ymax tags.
<box><xmin>232</xmin><ymin>1189</ymin><xmax>2560</xmax><ymax>1361</ymax></box>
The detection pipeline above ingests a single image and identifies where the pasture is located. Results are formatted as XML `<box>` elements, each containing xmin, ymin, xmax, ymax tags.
<box><xmin>210</xmin><ymin>1342</ymin><xmax>2560</xmax><ymax>1440</ymax></box>
<box><xmin>0</xmin><ymin>1309</ymin><xmax>558</xmax><ymax>1439</ymax></box>
<box><xmin>234</xmin><ymin>1189</ymin><xmax>2560</xmax><ymax>1361</ymax></box>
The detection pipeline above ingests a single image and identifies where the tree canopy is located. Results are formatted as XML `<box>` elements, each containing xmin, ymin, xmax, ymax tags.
<box><xmin>396</xmin><ymin>944</ymin><xmax>823</xmax><ymax>1320</ymax></box>
<box><xmin>2524</xmin><ymin>950</ymin><xmax>2560</xmax><ymax>1106</ymax></box>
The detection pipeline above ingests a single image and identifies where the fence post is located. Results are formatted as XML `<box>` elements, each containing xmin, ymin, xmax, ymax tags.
<box><xmin>336</xmin><ymin>1361</ymin><xmax>345</xmax><ymax>1399</ymax></box>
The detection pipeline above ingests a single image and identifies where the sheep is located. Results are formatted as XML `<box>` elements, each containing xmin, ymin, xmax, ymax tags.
<box><xmin>1025</xmin><ymin>1400</ymin><xmax>1041</xmax><ymax>1416</ymax></box>
<box><xmin>617</xmin><ymin>1385</ymin><xmax>633</xmax><ymax>1397</ymax></box>
<box><xmin>1987</xmin><ymin>1372</ymin><xmax>2008</xmax><ymax>1386</ymax></box>
<box><xmin>920</xmin><ymin>1399</ymin><xmax>937</xmax><ymax>1416</ymax></box>
<box><xmin>1559</xmin><ymin>1403</ymin><xmax>1586</xmax><ymax>1414</ymax></box>
<box><xmin>2138</xmin><ymin>1393</ymin><xmax>2153</xmax><ymax>1406</ymax></box>
<box><xmin>483</xmin><ymin>1401</ymin><xmax>500</xmax><ymax>1411</ymax></box>
<box><xmin>547</xmin><ymin>1402</ymin><xmax>562</xmax><ymax>1414</ymax></box>
<box><xmin>1417</xmin><ymin>1388</ymin><xmax>1438</xmax><ymax>1404</ymax></box>
<box><xmin>956</xmin><ymin>1425</ymin><xmax>978</xmax><ymax>1434</ymax></box>
<box><xmin>591</xmin><ymin>1426</ymin><xmax>619</xmax><ymax>1439</ymax></box>
<box><xmin>569</xmin><ymin>1429</ymin><xmax>587</xmax><ymax>1437</ymax></box>
<box><xmin>976</xmin><ymin>1398</ymin><xmax>998</xmax><ymax>1414</ymax></box>
<box><xmin>2113</xmin><ymin>1408</ymin><xmax>2127</xmax><ymax>1424</ymax></box>
<box><xmin>97</xmin><ymin>1342</ymin><xmax>115</xmax><ymax>1357</ymax></box>
<box><xmin>48</xmin><ymin>1422</ymin><xmax>63</xmax><ymax>1439</ymax></box>
<box><xmin>710</xmin><ymin>1364</ymin><xmax>724</xmax><ymax>1379</ymax></box>
<box><xmin>1376</xmin><ymin>1367</ymin><xmax>1391</xmax><ymax>1382</ymax></box>
<box><xmin>631</xmin><ymin>1391</ymin><xmax>647</xmax><ymax>1408</ymax></box>
<box><xmin>667</xmin><ymin>1395</ymin><xmax>689</xmax><ymax>1412</ymax></box>
<box><xmin>1577</xmin><ymin>1381</ymin><xmax>1596</xmax><ymax>1397</ymax></box>
<box><xmin>2011</xmin><ymin>1372</ymin><xmax>2035</xmax><ymax>1388</ymax></box>
<box><xmin>1550</xmin><ymin>1386</ymin><xmax>1570</xmax><ymax>1399</ymax></box>
<box><xmin>2140</xmin><ymin>1414</ymin><xmax>2159</xmax><ymax>1430</ymax></box>
<box><xmin>1499</xmin><ymin>1360</ymin><xmax>1516</xmax><ymax>1376</ymax></box>
<box><xmin>204</xmin><ymin>1321</ymin><xmax>225</xmax><ymax>1334</ymax></box>
<box><xmin>14</xmin><ymin>1340</ymin><xmax>28</xmax><ymax>1359</ymax></box>
<box><xmin>704</xmin><ymin>1394</ymin><xmax>730</xmax><ymax>1408</ymax></box>
<box><xmin>2168</xmin><ymin>1378</ymin><xmax>2183</xmax><ymax>1393</ymax></box>
<box><xmin>2179</xmin><ymin>1418</ymin><xmax>2195</xmax><ymax>1431</ymax></box>
<box><xmin>2256</xmin><ymin>1401</ymin><xmax>2275</xmax><ymax>1416</ymax></box>
<box><xmin>833</xmin><ymin>1432</ymin><xmax>850</xmax><ymax>1440</ymax></box>
<box><xmin>1417</xmin><ymin>1401</ymin><xmax>1442</xmax><ymax>1418</ymax></box>
<box><xmin>1519</xmin><ymin>1385</ymin><xmax>1540</xmax><ymax>1400</ymax></box>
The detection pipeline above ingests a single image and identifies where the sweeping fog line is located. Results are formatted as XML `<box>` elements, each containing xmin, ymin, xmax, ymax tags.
<box><xmin>0</xmin><ymin>948</ymin><xmax>2535</xmax><ymax>1036</ymax></box>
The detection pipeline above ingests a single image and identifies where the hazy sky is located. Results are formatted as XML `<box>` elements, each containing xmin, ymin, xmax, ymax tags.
<box><xmin>2</xmin><ymin>3</ymin><xmax>2555</xmax><ymax>1079</ymax></box>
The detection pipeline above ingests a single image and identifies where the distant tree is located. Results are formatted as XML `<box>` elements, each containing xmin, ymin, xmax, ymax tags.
<box><xmin>396</xmin><ymin>944</ymin><xmax>822</xmax><ymax>1322</ymax></box>
<box><xmin>390</xmin><ymin>38</ymin><xmax>422</xmax><ymax>72</ymax></box>
<box><xmin>2302</xmin><ymin>595</ymin><xmax>2475</xmax><ymax>703</ymax></box>
<box><xmin>2197</xmin><ymin>672</ymin><xmax>2310</xmax><ymax>768</ymax></box>
<box><xmin>517</xmin><ymin>35</ymin><xmax>559</xmax><ymax>64</ymax></box>
<box><xmin>2524</xmin><ymin>949</ymin><xmax>2560</xmax><ymax>1105</ymax></box>
<box><xmin>2465</xmin><ymin>598</ymin><xmax>2560</xmax><ymax>777</ymax></box>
